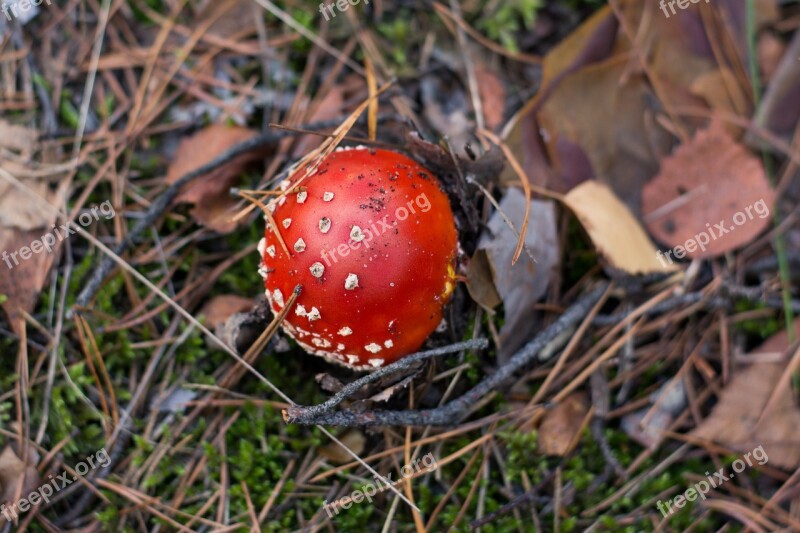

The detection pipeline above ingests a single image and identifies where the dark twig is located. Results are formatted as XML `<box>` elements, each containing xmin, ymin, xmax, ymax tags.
<box><xmin>72</xmin><ymin>115</ymin><xmax>397</xmax><ymax>311</ymax></box>
<box><xmin>283</xmin><ymin>339</ymin><xmax>489</xmax><ymax>423</ymax></box>
<box><xmin>285</xmin><ymin>283</ymin><xmax>609</xmax><ymax>426</ymax></box>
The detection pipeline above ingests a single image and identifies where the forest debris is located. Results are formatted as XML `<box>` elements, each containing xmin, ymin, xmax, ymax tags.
<box><xmin>642</xmin><ymin>118</ymin><xmax>775</xmax><ymax>259</ymax></box>
<box><xmin>468</xmin><ymin>189</ymin><xmax>559</xmax><ymax>357</ymax></box>
<box><xmin>165</xmin><ymin>124</ymin><xmax>263</xmax><ymax>233</ymax></box>
<box><xmin>200</xmin><ymin>295</ymin><xmax>255</xmax><ymax>330</ymax></box>
<box><xmin>466</xmin><ymin>250</ymin><xmax>502</xmax><ymax>310</ymax></box>
<box><xmin>291</xmin><ymin>85</ymin><xmax>347</xmax><ymax>158</ymax></box>
<box><xmin>153</xmin><ymin>388</ymin><xmax>198</xmax><ymax>414</ymax></box>
<box><xmin>692</xmin><ymin>362</ymin><xmax>800</xmax><ymax>469</ymax></box>
<box><xmin>563</xmin><ymin>181</ymin><xmax>675</xmax><ymax>274</ymax></box>
<box><xmin>0</xmin><ymin>124</ymin><xmax>66</xmax><ymax>329</ymax></box>
<box><xmin>366</xmin><ymin>375</ymin><xmax>416</xmax><ymax>403</ymax></box>
<box><xmin>537</xmin><ymin>57</ymin><xmax>672</xmax><ymax>211</ymax></box>
<box><xmin>690</xmin><ymin>68</ymin><xmax>749</xmax><ymax>119</ymax></box>
<box><xmin>748</xmin><ymin>31</ymin><xmax>800</xmax><ymax>147</ymax></box>
<box><xmin>201</xmin><ymin>0</ymin><xmax>258</xmax><ymax>38</ymax></box>
<box><xmin>473</xmin><ymin>62</ymin><xmax>506</xmax><ymax>131</ymax></box>
<box><xmin>758</xmin><ymin>32</ymin><xmax>785</xmax><ymax>84</ymax></box>
<box><xmin>317</xmin><ymin>431</ymin><xmax>366</xmax><ymax>464</ymax></box>
<box><xmin>692</xmin><ymin>321</ymin><xmax>800</xmax><ymax>469</ymax></box>
<box><xmin>0</xmin><ymin>445</ymin><xmax>41</xmax><ymax>507</ymax></box>
<box><xmin>537</xmin><ymin>392</ymin><xmax>590</xmax><ymax>456</ymax></box>
<box><xmin>420</xmin><ymin>71</ymin><xmax>473</xmax><ymax>155</ymax></box>
<box><xmin>621</xmin><ymin>377</ymin><xmax>687</xmax><ymax>449</ymax></box>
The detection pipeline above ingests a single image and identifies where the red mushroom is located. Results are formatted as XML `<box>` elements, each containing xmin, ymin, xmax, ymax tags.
<box><xmin>258</xmin><ymin>146</ymin><xmax>458</xmax><ymax>370</ymax></box>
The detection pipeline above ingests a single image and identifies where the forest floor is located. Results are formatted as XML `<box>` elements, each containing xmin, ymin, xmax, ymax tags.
<box><xmin>1</xmin><ymin>0</ymin><xmax>800</xmax><ymax>531</ymax></box>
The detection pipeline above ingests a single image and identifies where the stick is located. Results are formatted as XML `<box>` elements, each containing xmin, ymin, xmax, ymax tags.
<box><xmin>285</xmin><ymin>283</ymin><xmax>608</xmax><ymax>426</ymax></box>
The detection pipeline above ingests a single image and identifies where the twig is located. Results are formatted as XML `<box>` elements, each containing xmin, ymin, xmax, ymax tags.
<box><xmin>283</xmin><ymin>339</ymin><xmax>489</xmax><ymax>423</ymax></box>
<box><xmin>285</xmin><ymin>283</ymin><xmax>608</xmax><ymax>426</ymax></box>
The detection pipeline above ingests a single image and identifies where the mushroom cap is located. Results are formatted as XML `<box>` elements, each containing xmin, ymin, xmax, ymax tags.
<box><xmin>259</xmin><ymin>146</ymin><xmax>458</xmax><ymax>370</ymax></box>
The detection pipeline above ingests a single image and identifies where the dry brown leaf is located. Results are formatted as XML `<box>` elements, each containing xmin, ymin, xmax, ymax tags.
<box><xmin>199</xmin><ymin>295</ymin><xmax>254</xmax><ymax>330</ymax></box>
<box><xmin>474</xmin><ymin>63</ymin><xmax>506</xmax><ymax>131</ymax></box>
<box><xmin>692</xmin><ymin>320</ymin><xmax>800</xmax><ymax>469</ymax></box>
<box><xmin>367</xmin><ymin>375</ymin><xmax>416</xmax><ymax>403</ymax></box>
<box><xmin>563</xmin><ymin>181</ymin><xmax>677</xmax><ymax>274</ymax></box>
<box><xmin>0</xmin><ymin>126</ymin><xmax>66</xmax><ymax>330</ymax></box>
<box><xmin>537</xmin><ymin>392</ymin><xmax>590</xmax><ymax>456</ymax></box>
<box><xmin>0</xmin><ymin>445</ymin><xmax>41</xmax><ymax>507</ymax></box>
<box><xmin>537</xmin><ymin>56</ymin><xmax>673</xmax><ymax>211</ymax></box>
<box><xmin>690</xmin><ymin>68</ymin><xmax>749</xmax><ymax>119</ymax></box>
<box><xmin>166</xmin><ymin>124</ymin><xmax>262</xmax><ymax>233</ymax></box>
<box><xmin>317</xmin><ymin>431</ymin><xmax>366</xmax><ymax>464</ymax></box>
<box><xmin>642</xmin><ymin>119</ymin><xmax>775</xmax><ymax>259</ymax></box>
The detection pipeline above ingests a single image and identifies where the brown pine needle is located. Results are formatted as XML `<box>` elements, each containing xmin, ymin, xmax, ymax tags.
<box><xmin>237</xmin><ymin>189</ymin><xmax>291</xmax><ymax>258</ymax></box>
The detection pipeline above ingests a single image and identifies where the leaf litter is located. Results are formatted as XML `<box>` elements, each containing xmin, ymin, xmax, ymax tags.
<box><xmin>1</xmin><ymin>0</ymin><xmax>799</xmax><ymax>530</ymax></box>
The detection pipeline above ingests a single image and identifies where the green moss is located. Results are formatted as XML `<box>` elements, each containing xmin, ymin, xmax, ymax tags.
<box><xmin>475</xmin><ymin>0</ymin><xmax>541</xmax><ymax>53</ymax></box>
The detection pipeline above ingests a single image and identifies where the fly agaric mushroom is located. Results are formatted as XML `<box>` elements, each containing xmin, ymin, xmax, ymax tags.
<box><xmin>258</xmin><ymin>146</ymin><xmax>458</xmax><ymax>370</ymax></box>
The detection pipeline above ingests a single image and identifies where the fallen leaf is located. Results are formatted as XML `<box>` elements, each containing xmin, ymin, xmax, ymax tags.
<box><xmin>317</xmin><ymin>431</ymin><xmax>366</xmax><ymax>464</ymax></box>
<box><xmin>200</xmin><ymin>295</ymin><xmax>254</xmax><ymax>330</ymax></box>
<box><xmin>537</xmin><ymin>392</ymin><xmax>590</xmax><ymax>456</ymax></box>
<box><xmin>473</xmin><ymin>62</ymin><xmax>506</xmax><ymax>131</ymax></box>
<box><xmin>690</xmin><ymin>68</ymin><xmax>750</xmax><ymax>120</ymax></box>
<box><xmin>470</xmin><ymin>189</ymin><xmax>559</xmax><ymax>358</ymax></box>
<box><xmin>563</xmin><ymin>181</ymin><xmax>676</xmax><ymax>274</ymax></box>
<box><xmin>465</xmin><ymin>250</ymin><xmax>502</xmax><ymax>311</ymax></box>
<box><xmin>692</xmin><ymin>321</ymin><xmax>800</xmax><ymax>469</ymax></box>
<box><xmin>368</xmin><ymin>375</ymin><xmax>416</xmax><ymax>403</ymax></box>
<box><xmin>0</xmin><ymin>124</ymin><xmax>66</xmax><ymax>331</ymax></box>
<box><xmin>0</xmin><ymin>445</ymin><xmax>41</xmax><ymax>508</ymax></box>
<box><xmin>166</xmin><ymin>124</ymin><xmax>262</xmax><ymax>233</ymax></box>
<box><xmin>642</xmin><ymin>118</ymin><xmax>775</xmax><ymax>259</ymax></box>
<box><xmin>538</xmin><ymin>56</ymin><xmax>674</xmax><ymax>211</ymax></box>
